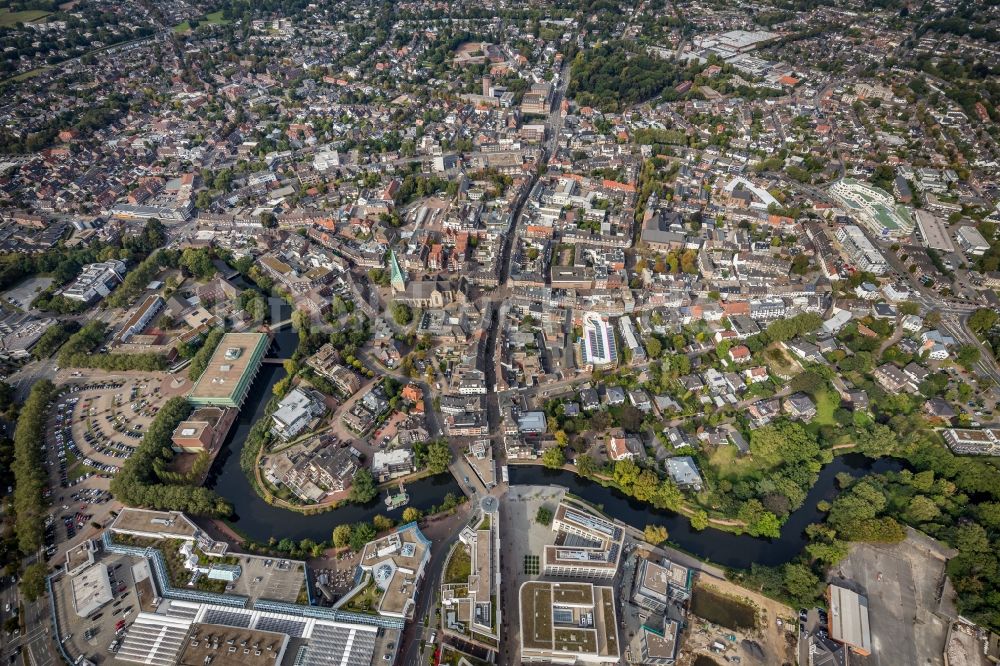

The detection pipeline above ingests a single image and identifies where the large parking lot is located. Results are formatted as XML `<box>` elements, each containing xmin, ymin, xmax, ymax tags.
<box><xmin>51</xmin><ymin>552</ymin><xmax>150</xmax><ymax>661</ymax></box>
<box><xmin>42</xmin><ymin>487</ymin><xmax>113</xmax><ymax>562</ymax></box>
<box><xmin>42</xmin><ymin>372</ymin><xmax>191</xmax><ymax>564</ymax></box>
<box><xmin>49</xmin><ymin>376</ymin><xmax>183</xmax><ymax>487</ymax></box>
<box><xmin>832</xmin><ymin>531</ymin><xmax>953</xmax><ymax>666</ymax></box>
<box><xmin>228</xmin><ymin>555</ymin><xmax>307</xmax><ymax>604</ymax></box>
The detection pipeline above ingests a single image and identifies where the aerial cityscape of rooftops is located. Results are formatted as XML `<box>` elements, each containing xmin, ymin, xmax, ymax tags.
<box><xmin>0</xmin><ymin>0</ymin><xmax>999</xmax><ymax>665</ymax></box>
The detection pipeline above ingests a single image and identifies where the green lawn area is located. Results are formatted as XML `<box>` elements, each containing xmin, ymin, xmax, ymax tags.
<box><xmin>0</xmin><ymin>9</ymin><xmax>50</xmax><ymax>26</ymax></box>
<box><xmin>444</xmin><ymin>545</ymin><xmax>471</xmax><ymax>584</ymax></box>
<box><xmin>707</xmin><ymin>444</ymin><xmax>767</xmax><ymax>481</ymax></box>
<box><xmin>67</xmin><ymin>462</ymin><xmax>89</xmax><ymax>482</ymax></box>
<box><xmin>173</xmin><ymin>11</ymin><xmax>231</xmax><ymax>33</ymax></box>
<box><xmin>812</xmin><ymin>389</ymin><xmax>839</xmax><ymax>427</ymax></box>
<box><xmin>761</xmin><ymin>344</ymin><xmax>798</xmax><ymax>379</ymax></box>
<box><xmin>5</xmin><ymin>67</ymin><xmax>45</xmax><ymax>83</ymax></box>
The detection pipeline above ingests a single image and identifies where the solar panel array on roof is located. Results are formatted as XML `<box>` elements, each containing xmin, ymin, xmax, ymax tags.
<box><xmin>301</xmin><ymin>622</ymin><xmax>378</xmax><ymax>666</ymax></box>
<box><xmin>116</xmin><ymin>614</ymin><xmax>192</xmax><ymax>666</ymax></box>
<box><xmin>164</xmin><ymin>602</ymin><xmax>201</xmax><ymax>620</ymax></box>
<box><xmin>565</xmin><ymin>509</ymin><xmax>615</xmax><ymax>537</ymax></box>
<box><xmin>588</xmin><ymin>328</ymin><xmax>603</xmax><ymax>359</ymax></box>
<box><xmin>256</xmin><ymin>615</ymin><xmax>306</xmax><ymax>638</ymax></box>
<box><xmin>564</xmin><ymin>533</ymin><xmax>600</xmax><ymax>549</ymax></box>
<box><xmin>202</xmin><ymin>607</ymin><xmax>253</xmax><ymax>628</ymax></box>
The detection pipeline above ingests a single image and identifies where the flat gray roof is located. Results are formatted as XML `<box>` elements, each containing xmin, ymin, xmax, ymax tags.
<box><xmin>828</xmin><ymin>585</ymin><xmax>872</xmax><ymax>654</ymax></box>
<box><xmin>914</xmin><ymin>210</ymin><xmax>954</xmax><ymax>252</ymax></box>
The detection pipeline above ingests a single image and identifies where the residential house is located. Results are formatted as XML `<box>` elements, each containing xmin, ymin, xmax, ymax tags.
<box><xmin>664</xmin><ymin>457</ymin><xmax>703</xmax><ymax>490</ymax></box>
<box><xmin>271</xmin><ymin>388</ymin><xmax>326</xmax><ymax>441</ymax></box>
<box><xmin>747</xmin><ymin>397</ymin><xmax>781</xmax><ymax>427</ymax></box>
<box><xmin>608</xmin><ymin>429</ymin><xmax>645</xmax><ymax>461</ymax></box>
<box><xmin>728</xmin><ymin>345</ymin><xmax>751</xmax><ymax>364</ymax></box>
<box><xmin>784</xmin><ymin>392</ymin><xmax>818</xmax><ymax>421</ymax></box>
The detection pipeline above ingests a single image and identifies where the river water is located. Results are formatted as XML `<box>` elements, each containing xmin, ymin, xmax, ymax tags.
<box><xmin>508</xmin><ymin>455</ymin><xmax>903</xmax><ymax>569</ymax></box>
<box><xmin>203</xmin><ymin>302</ymin><xmax>462</xmax><ymax>544</ymax></box>
<box><xmin>206</xmin><ymin>297</ymin><xmax>898</xmax><ymax>566</ymax></box>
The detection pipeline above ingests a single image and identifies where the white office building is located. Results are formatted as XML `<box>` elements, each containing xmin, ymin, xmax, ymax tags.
<box><xmin>62</xmin><ymin>260</ymin><xmax>127</xmax><ymax>303</ymax></box>
<box><xmin>830</xmin><ymin>179</ymin><xmax>914</xmax><ymax>238</ymax></box>
<box><xmin>544</xmin><ymin>501</ymin><xmax>624</xmax><ymax>579</ymax></box>
<box><xmin>835</xmin><ymin>225</ymin><xmax>889</xmax><ymax>275</ymax></box>
<box><xmin>956</xmin><ymin>226</ymin><xmax>991</xmax><ymax>256</ymax></box>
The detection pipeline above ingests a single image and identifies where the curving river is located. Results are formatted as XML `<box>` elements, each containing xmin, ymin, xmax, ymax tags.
<box><xmin>206</xmin><ymin>298</ymin><xmax>899</xmax><ymax>567</ymax></box>
<box><xmin>507</xmin><ymin>457</ymin><xmax>902</xmax><ymax>569</ymax></box>
<box><xmin>204</xmin><ymin>306</ymin><xmax>463</xmax><ymax>544</ymax></box>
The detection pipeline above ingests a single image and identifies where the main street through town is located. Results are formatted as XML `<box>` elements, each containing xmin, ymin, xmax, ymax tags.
<box><xmin>395</xmin><ymin>65</ymin><xmax>571</xmax><ymax>666</ymax></box>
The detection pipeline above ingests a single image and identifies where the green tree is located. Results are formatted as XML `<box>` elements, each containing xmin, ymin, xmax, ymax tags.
<box><xmin>390</xmin><ymin>301</ymin><xmax>413</xmax><ymax>325</ymax></box>
<box><xmin>789</xmin><ymin>370</ymin><xmax>826</xmax><ymax>396</ymax></box>
<box><xmin>542</xmin><ymin>447</ymin><xmax>565</xmax><ymax>469</ymax></box>
<box><xmin>536</xmin><ymin>507</ymin><xmax>553</xmax><ymax>525</ymax></box>
<box><xmin>179</xmin><ymin>247</ymin><xmax>216</xmax><ymax>279</ymax></box>
<box><xmin>805</xmin><ymin>540</ymin><xmax>850</xmax><ymax>566</ymax></box>
<box><xmin>349</xmin><ymin>522</ymin><xmax>377</xmax><ymax>551</ymax></box>
<box><xmin>968</xmin><ymin>308</ymin><xmax>998</xmax><ymax>336</ymax></box>
<box><xmin>576</xmin><ymin>454</ymin><xmax>597</xmax><ymax>478</ymax></box>
<box><xmin>738</xmin><ymin>500</ymin><xmax>781</xmax><ymax>538</ymax></box>
<box><xmin>904</xmin><ymin>495</ymin><xmax>941</xmax><ymax>523</ymax></box>
<box><xmin>20</xmin><ymin>562</ymin><xmax>47</xmax><ymax>602</ymax></box>
<box><xmin>13</xmin><ymin>381</ymin><xmax>57</xmax><ymax>553</ymax></box>
<box><xmin>749</xmin><ymin>421</ymin><xmax>819</xmax><ymax>468</ymax></box>
<box><xmin>689</xmin><ymin>510</ymin><xmax>709</xmax><ymax>531</ymax></box>
<box><xmin>855</xmin><ymin>424</ymin><xmax>898</xmax><ymax>458</ymax></box>
<box><xmin>613</xmin><ymin>459</ymin><xmax>641</xmax><ymax>487</ymax></box>
<box><xmin>644</xmin><ymin>524</ymin><xmax>669</xmax><ymax>544</ymax></box>
<box><xmin>426</xmin><ymin>441</ymin><xmax>452</xmax><ymax>474</ymax></box>
<box><xmin>187</xmin><ymin>327</ymin><xmax>225</xmax><ymax>380</ymax></box>
<box><xmin>195</xmin><ymin>190</ymin><xmax>213</xmax><ymax>209</ymax></box>
<box><xmin>402</xmin><ymin>507</ymin><xmax>422</xmax><ymax>523</ymax></box>
<box><xmin>373</xmin><ymin>515</ymin><xmax>395</xmax><ymax>531</ymax></box>
<box><xmin>332</xmin><ymin>524</ymin><xmax>352</xmax><ymax>548</ymax></box>
<box><xmin>976</xmin><ymin>502</ymin><xmax>1000</xmax><ymax>530</ymax></box>
<box><xmin>956</xmin><ymin>344</ymin><xmax>981</xmax><ymax>371</ymax></box>
<box><xmin>291</xmin><ymin>309</ymin><xmax>311</xmax><ymax>332</ymax></box>
<box><xmin>783</xmin><ymin>563</ymin><xmax>820</xmax><ymax>605</ymax></box>
<box><xmin>349</xmin><ymin>469</ymin><xmax>378</xmax><ymax>504</ymax></box>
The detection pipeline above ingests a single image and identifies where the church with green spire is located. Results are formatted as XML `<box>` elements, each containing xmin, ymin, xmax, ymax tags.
<box><xmin>389</xmin><ymin>249</ymin><xmax>407</xmax><ymax>293</ymax></box>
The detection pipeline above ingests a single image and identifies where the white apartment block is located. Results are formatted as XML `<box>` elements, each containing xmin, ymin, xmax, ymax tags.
<box><xmin>543</xmin><ymin>502</ymin><xmax>624</xmax><ymax>580</ymax></box>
